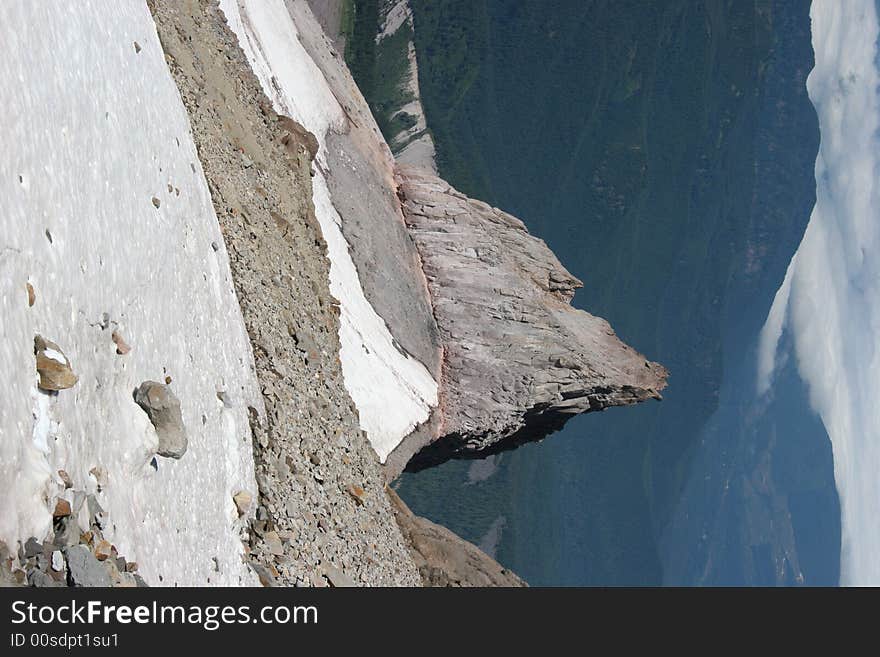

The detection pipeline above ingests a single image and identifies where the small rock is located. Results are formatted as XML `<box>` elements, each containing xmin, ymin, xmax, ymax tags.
<box><xmin>93</xmin><ymin>540</ymin><xmax>112</xmax><ymax>561</ymax></box>
<box><xmin>102</xmin><ymin>558</ymin><xmax>122</xmax><ymax>585</ymax></box>
<box><xmin>133</xmin><ymin>41</ymin><xmax>141</xmax><ymax>53</ymax></box>
<box><xmin>323</xmin><ymin>564</ymin><xmax>356</xmax><ymax>588</ymax></box>
<box><xmin>346</xmin><ymin>484</ymin><xmax>366</xmax><ymax>506</ymax></box>
<box><xmin>24</xmin><ymin>538</ymin><xmax>42</xmax><ymax>559</ymax></box>
<box><xmin>164</xmin><ymin>375</ymin><xmax>172</xmax><ymax>385</ymax></box>
<box><xmin>232</xmin><ymin>490</ymin><xmax>252</xmax><ymax>517</ymax></box>
<box><xmin>29</xmin><ymin>570</ymin><xmax>58</xmax><ymax>588</ymax></box>
<box><xmin>211</xmin><ymin>241</ymin><xmax>219</xmax><ymax>252</ymax></box>
<box><xmin>34</xmin><ymin>335</ymin><xmax>78</xmax><ymax>391</ymax></box>
<box><xmin>51</xmin><ymin>550</ymin><xmax>64</xmax><ymax>572</ymax></box>
<box><xmin>263</xmin><ymin>531</ymin><xmax>284</xmax><ymax>556</ymax></box>
<box><xmin>125</xmin><ymin>562</ymin><xmax>138</xmax><ymax>573</ymax></box>
<box><xmin>57</xmin><ymin>469</ymin><xmax>73</xmax><ymax>488</ymax></box>
<box><xmin>54</xmin><ymin>517</ymin><xmax>80</xmax><ymax>548</ymax></box>
<box><xmin>26</xmin><ymin>282</ymin><xmax>35</xmax><ymax>307</ymax></box>
<box><xmin>66</xmin><ymin>545</ymin><xmax>111</xmax><ymax>587</ymax></box>
<box><xmin>53</xmin><ymin>499</ymin><xmax>71</xmax><ymax>518</ymax></box>
<box><xmin>111</xmin><ymin>330</ymin><xmax>131</xmax><ymax>355</ymax></box>
<box><xmin>250</xmin><ymin>563</ymin><xmax>276</xmax><ymax>587</ymax></box>
<box><xmin>151</xmin><ymin>196</ymin><xmax>161</xmax><ymax>209</ymax></box>
<box><xmin>133</xmin><ymin>381</ymin><xmax>187</xmax><ymax>459</ymax></box>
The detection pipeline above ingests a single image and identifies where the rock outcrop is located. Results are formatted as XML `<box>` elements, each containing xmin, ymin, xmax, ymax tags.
<box><xmin>387</xmin><ymin>487</ymin><xmax>525</xmax><ymax>587</ymax></box>
<box><xmin>396</xmin><ymin>166</ymin><xmax>669</xmax><ymax>468</ymax></box>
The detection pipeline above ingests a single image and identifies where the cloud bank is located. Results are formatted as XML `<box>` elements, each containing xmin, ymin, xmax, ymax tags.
<box><xmin>757</xmin><ymin>0</ymin><xmax>880</xmax><ymax>585</ymax></box>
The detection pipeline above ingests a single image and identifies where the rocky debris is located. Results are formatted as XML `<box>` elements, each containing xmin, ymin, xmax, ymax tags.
<box><xmin>133</xmin><ymin>381</ymin><xmax>188</xmax><ymax>459</ymax></box>
<box><xmin>134</xmin><ymin>40</ymin><xmax>141</xmax><ymax>54</ymax></box>
<box><xmin>148</xmin><ymin>0</ymin><xmax>420</xmax><ymax>586</ymax></box>
<box><xmin>111</xmin><ymin>330</ymin><xmax>131</xmax><ymax>355</ymax></box>
<box><xmin>151</xmin><ymin>196</ymin><xmax>161</xmax><ymax>208</ymax></box>
<box><xmin>0</xmin><ymin>487</ymin><xmax>145</xmax><ymax>588</ymax></box>
<box><xmin>395</xmin><ymin>166</ymin><xmax>669</xmax><ymax>468</ymax></box>
<box><xmin>26</xmin><ymin>281</ymin><xmax>35</xmax><ymax>306</ymax></box>
<box><xmin>34</xmin><ymin>335</ymin><xmax>78</xmax><ymax>391</ymax></box>
<box><xmin>388</xmin><ymin>487</ymin><xmax>526</xmax><ymax>587</ymax></box>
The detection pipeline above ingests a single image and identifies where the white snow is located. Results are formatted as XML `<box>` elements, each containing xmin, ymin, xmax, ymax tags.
<box><xmin>0</xmin><ymin>0</ymin><xmax>260</xmax><ymax>585</ymax></box>
<box><xmin>41</xmin><ymin>348</ymin><xmax>68</xmax><ymax>365</ymax></box>
<box><xmin>218</xmin><ymin>0</ymin><xmax>438</xmax><ymax>461</ymax></box>
<box><xmin>756</xmin><ymin>0</ymin><xmax>880</xmax><ymax>585</ymax></box>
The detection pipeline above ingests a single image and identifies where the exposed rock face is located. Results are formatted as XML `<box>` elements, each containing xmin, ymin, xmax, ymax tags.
<box><xmin>133</xmin><ymin>381</ymin><xmax>187</xmax><ymax>459</ymax></box>
<box><xmin>396</xmin><ymin>166</ymin><xmax>669</xmax><ymax>468</ymax></box>
<box><xmin>388</xmin><ymin>487</ymin><xmax>525</xmax><ymax>587</ymax></box>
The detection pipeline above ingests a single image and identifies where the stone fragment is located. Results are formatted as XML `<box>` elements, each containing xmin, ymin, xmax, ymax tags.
<box><xmin>26</xmin><ymin>282</ymin><xmax>35</xmax><ymax>307</ymax></box>
<box><xmin>52</xmin><ymin>499</ymin><xmax>71</xmax><ymax>518</ymax></box>
<box><xmin>263</xmin><ymin>531</ymin><xmax>284</xmax><ymax>556</ymax></box>
<box><xmin>34</xmin><ymin>335</ymin><xmax>78</xmax><ymax>391</ymax></box>
<box><xmin>232</xmin><ymin>490</ymin><xmax>252</xmax><ymax>517</ymax></box>
<box><xmin>133</xmin><ymin>381</ymin><xmax>187</xmax><ymax>458</ymax></box>
<box><xmin>151</xmin><ymin>196</ymin><xmax>161</xmax><ymax>208</ymax></box>
<box><xmin>323</xmin><ymin>564</ymin><xmax>356</xmax><ymax>587</ymax></box>
<box><xmin>66</xmin><ymin>545</ymin><xmax>111</xmax><ymax>587</ymax></box>
<box><xmin>24</xmin><ymin>538</ymin><xmax>42</xmax><ymax>559</ymax></box>
<box><xmin>93</xmin><ymin>540</ymin><xmax>113</xmax><ymax>561</ymax></box>
<box><xmin>346</xmin><ymin>484</ymin><xmax>366</xmax><ymax>506</ymax></box>
<box><xmin>51</xmin><ymin>550</ymin><xmax>64</xmax><ymax>572</ymax></box>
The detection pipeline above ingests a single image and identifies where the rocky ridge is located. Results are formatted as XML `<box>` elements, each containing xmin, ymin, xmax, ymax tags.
<box><xmin>148</xmin><ymin>0</ymin><xmax>420</xmax><ymax>586</ymax></box>
<box><xmin>396</xmin><ymin>166</ymin><xmax>669</xmax><ymax>468</ymax></box>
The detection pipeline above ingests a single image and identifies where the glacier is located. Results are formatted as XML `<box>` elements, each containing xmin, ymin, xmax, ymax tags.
<box><xmin>757</xmin><ymin>0</ymin><xmax>880</xmax><ymax>585</ymax></box>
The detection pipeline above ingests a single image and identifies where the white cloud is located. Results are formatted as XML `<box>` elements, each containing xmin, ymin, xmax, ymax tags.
<box><xmin>757</xmin><ymin>0</ymin><xmax>880</xmax><ymax>585</ymax></box>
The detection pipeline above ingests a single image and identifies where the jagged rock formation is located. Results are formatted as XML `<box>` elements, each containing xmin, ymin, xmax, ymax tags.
<box><xmin>396</xmin><ymin>166</ymin><xmax>669</xmax><ymax>468</ymax></box>
<box><xmin>387</xmin><ymin>487</ymin><xmax>525</xmax><ymax>587</ymax></box>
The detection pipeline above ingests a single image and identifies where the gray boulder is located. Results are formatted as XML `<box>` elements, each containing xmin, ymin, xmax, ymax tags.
<box><xmin>66</xmin><ymin>545</ymin><xmax>111</xmax><ymax>587</ymax></box>
<box><xmin>134</xmin><ymin>381</ymin><xmax>188</xmax><ymax>459</ymax></box>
